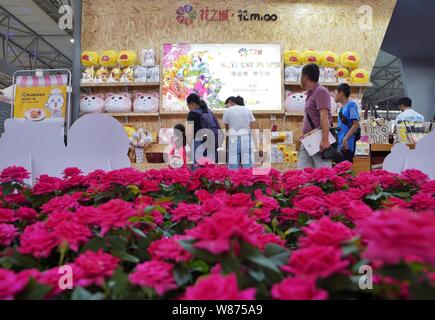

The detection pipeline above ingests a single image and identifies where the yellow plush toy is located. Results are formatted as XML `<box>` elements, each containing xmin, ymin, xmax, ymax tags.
<box><xmin>81</xmin><ymin>51</ymin><xmax>99</xmax><ymax>67</ymax></box>
<box><xmin>301</xmin><ymin>49</ymin><xmax>321</xmax><ymax>65</ymax></box>
<box><xmin>99</xmin><ymin>50</ymin><xmax>119</xmax><ymax>67</ymax></box>
<box><xmin>124</xmin><ymin>125</ymin><xmax>136</xmax><ymax>138</ymax></box>
<box><xmin>95</xmin><ymin>66</ymin><xmax>108</xmax><ymax>83</ymax></box>
<box><xmin>108</xmin><ymin>67</ymin><xmax>122</xmax><ymax>82</ymax></box>
<box><xmin>350</xmin><ymin>68</ymin><xmax>370</xmax><ymax>83</ymax></box>
<box><xmin>340</xmin><ymin>51</ymin><xmax>361</xmax><ymax>69</ymax></box>
<box><xmin>120</xmin><ymin>66</ymin><xmax>134</xmax><ymax>83</ymax></box>
<box><xmin>336</xmin><ymin>67</ymin><xmax>350</xmax><ymax>82</ymax></box>
<box><xmin>284</xmin><ymin>50</ymin><xmax>302</xmax><ymax>66</ymax></box>
<box><xmin>118</xmin><ymin>50</ymin><xmax>138</xmax><ymax>67</ymax></box>
<box><xmin>321</xmin><ymin>51</ymin><xmax>339</xmax><ymax>68</ymax></box>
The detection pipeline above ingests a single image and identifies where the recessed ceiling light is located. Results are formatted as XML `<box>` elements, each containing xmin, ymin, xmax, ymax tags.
<box><xmin>70</xmin><ymin>38</ymin><xmax>75</xmax><ymax>43</ymax></box>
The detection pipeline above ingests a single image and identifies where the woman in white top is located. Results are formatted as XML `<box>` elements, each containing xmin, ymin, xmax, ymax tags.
<box><xmin>223</xmin><ymin>96</ymin><xmax>258</xmax><ymax>169</ymax></box>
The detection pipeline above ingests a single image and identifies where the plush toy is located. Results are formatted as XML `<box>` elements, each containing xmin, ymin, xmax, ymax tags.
<box><xmin>120</xmin><ymin>66</ymin><xmax>134</xmax><ymax>83</ymax></box>
<box><xmin>118</xmin><ymin>50</ymin><xmax>137</xmax><ymax>67</ymax></box>
<box><xmin>350</xmin><ymin>68</ymin><xmax>370</xmax><ymax>83</ymax></box>
<box><xmin>124</xmin><ymin>125</ymin><xmax>136</xmax><ymax>139</ymax></box>
<box><xmin>301</xmin><ymin>49</ymin><xmax>321</xmax><ymax>65</ymax></box>
<box><xmin>130</xmin><ymin>128</ymin><xmax>153</xmax><ymax>164</ymax></box>
<box><xmin>99</xmin><ymin>50</ymin><xmax>119</xmax><ymax>68</ymax></box>
<box><xmin>81</xmin><ymin>51</ymin><xmax>99</xmax><ymax>67</ymax></box>
<box><xmin>146</xmin><ymin>66</ymin><xmax>160</xmax><ymax>82</ymax></box>
<box><xmin>320</xmin><ymin>51</ymin><xmax>339</xmax><ymax>68</ymax></box>
<box><xmin>339</xmin><ymin>51</ymin><xmax>361</xmax><ymax>70</ymax></box>
<box><xmin>95</xmin><ymin>66</ymin><xmax>108</xmax><ymax>83</ymax></box>
<box><xmin>323</xmin><ymin>67</ymin><xmax>337</xmax><ymax>83</ymax></box>
<box><xmin>336</xmin><ymin>67</ymin><xmax>349</xmax><ymax>83</ymax></box>
<box><xmin>285</xmin><ymin>91</ymin><xmax>306</xmax><ymax>113</ymax></box>
<box><xmin>142</xmin><ymin>49</ymin><xmax>156</xmax><ymax>67</ymax></box>
<box><xmin>133</xmin><ymin>92</ymin><xmax>159</xmax><ymax>113</ymax></box>
<box><xmin>104</xmin><ymin>92</ymin><xmax>132</xmax><ymax>113</ymax></box>
<box><xmin>107</xmin><ymin>67</ymin><xmax>121</xmax><ymax>83</ymax></box>
<box><xmin>80</xmin><ymin>94</ymin><xmax>105</xmax><ymax>113</ymax></box>
<box><xmin>134</xmin><ymin>65</ymin><xmax>148</xmax><ymax>82</ymax></box>
<box><xmin>284</xmin><ymin>49</ymin><xmax>302</xmax><ymax>66</ymax></box>
<box><xmin>81</xmin><ymin>66</ymin><xmax>95</xmax><ymax>83</ymax></box>
<box><xmin>284</xmin><ymin>66</ymin><xmax>300</xmax><ymax>82</ymax></box>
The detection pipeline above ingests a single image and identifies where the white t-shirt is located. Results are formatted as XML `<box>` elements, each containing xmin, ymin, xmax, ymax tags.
<box><xmin>396</xmin><ymin>109</ymin><xmax>425</xmax><ymax>122</ymax></box>
<box><xmin>222</xmin><ymin>105</ymin><xmax>256</xmax><ymax>136</ymax></box>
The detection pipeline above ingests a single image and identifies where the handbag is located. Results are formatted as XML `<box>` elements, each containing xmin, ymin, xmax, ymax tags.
<box><xmin>306</xmin><ymin>111</ymin><xmax>338</xmax><ymax>160</ymax></box>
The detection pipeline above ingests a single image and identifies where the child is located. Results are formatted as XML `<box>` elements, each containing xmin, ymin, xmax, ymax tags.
<box><xmin>168</xmin><ymin>123</ymin><xmax>187</xmax><ymax>169</ymax></box>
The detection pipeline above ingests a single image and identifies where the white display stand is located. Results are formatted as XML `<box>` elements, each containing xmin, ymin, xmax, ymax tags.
<box><xmin>0</xmin><ymin>113</ymin><xmax>130</xmax><ymax>185</ymax></box>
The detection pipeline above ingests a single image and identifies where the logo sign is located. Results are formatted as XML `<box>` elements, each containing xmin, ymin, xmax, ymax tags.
<box><xmin>237</xmin><ymin>9</ymin><xmax>278</xmax><ymax>22</ymax></box>
<box><xmin>176</xmin><ymin>5</ymin><xmax>197</xmax><ymax>25</ymax></box>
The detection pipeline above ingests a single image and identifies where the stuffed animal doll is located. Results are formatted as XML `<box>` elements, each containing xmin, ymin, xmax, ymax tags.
<box><xmin>284</xmin><ymin>49</ymin><xmax>302</xmax><ymax>66</ymax></box>
<box><xmin>133</xmin><ymin>92</ymin><xmax>159</xmax><ymax>112</ymax></box>
<box><xmin>285</xmin><ymin>91</ymin><xmax>306</xmax><ymax>113</ymax></box>
<box><xmin>142</xmin><ymin>49</ymin><xmax>156</xmax><ymax>67</ymax></box>
<box><xmin>336</xmin><ymin>68</ymin><xmax>350</xmax><ymax>83</ymax></box>
<box><xmin>134</xmin><ymin>66</ymin><xmax>148</xmax><ymax>83</ymax></box>
<box><xmin>80</xmin><ymin>94</ymin><xmax>105</xmax><ymax>114</ymax></box>
<box><xmin>99</xmin><ymin>50</ymin><xmax>118</xmax><ymax>68</ymax></box>
<box><xmin>320</xmin><ymin>51</ymin><xmax>339</xmax><ymax>68</ymax></box>
<box><xmin>118</xmin><ymin>50</ymin><xmax>137</xmax><ymax>67</ymax></box>
<box><xmin>284</xmin><ymin>66</ymin><xmax>300</xmax><ymax>82</ymax></box>
<box><xmin>104</xmin><ymin>92</ymin><xmax>132</xmax><ymax>112</ymax></box>
<box><xmin>81</xmin><ymin>51</ymin><xmax>99</xmax><ymax>67</ymax></box>
<box><xmin>95</xmin><ymin>66</ymin><xmax>108</xmax><ymax>83</ymax></box>
<box><xmin>340</xmin><ymin>51</ymin><xmax>361</xmax><ymax>70</ymax></box>
<box><xmin>130</xmin><ymin>128</ymin><xmax>152</xmax><ymax>164</ymax></box>
<box><xmin>120</xmin><ymin>66</ymin><xmax>134</xmax><ymax>83</ymax></box>
<box><xmin>146</xmin><ymin>66</ymin><xmax>160</xmax><ymax>82</ymax></box>
<box><xmin>81</xmin><ymin>66</ymin><xmax>95</xmax><ymax>83</ymax></box>
<box><xmin>301</xmin><ymin>49</ymin><xmax>321</xmax><ymax>65</ymax></box>
<box><xmin>107</xmin><ymin>67</ymin><xmax>121</xmax><ymax>83</ymax></box>
<box><xmin>350</xmin><ymin>68</ymin><xmax>369</xmax><ymax>83</ymax></box>
<box><xmin>323</xmin><ymin>67</ymin><xmax>337</xmax><ymax>83</ymax></box>
<box><xmin>45</xmin><ymin>88</ymin><xmax>64</xmax><ymax>118</ymax></box>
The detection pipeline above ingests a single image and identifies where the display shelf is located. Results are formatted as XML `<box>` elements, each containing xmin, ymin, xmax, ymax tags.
<box><xmin>108</xmin><ymin>112</ymin><xmax>159</xmax><ymax>117</ymax></box>
<box><xmin>284</xmin><ymin>81</ymin><xmax>372</xmax><ymax>88</ymax></box>
<box><xmin>80</xmin><ymin>82</ymin><xmax>160</xmax><ymax>88</ymax></box>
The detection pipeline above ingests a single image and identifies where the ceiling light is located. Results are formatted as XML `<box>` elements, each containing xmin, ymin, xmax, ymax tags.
<box><xmin>70</xmin><ymin>38</ymin><xmax>75</xmax><ymax>43</ymax></box>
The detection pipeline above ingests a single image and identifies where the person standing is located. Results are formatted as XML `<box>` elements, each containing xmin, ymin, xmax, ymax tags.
<box><xmin>186</xmin><ymin>93</ymin><xmax>221</xmax><ymax>165</ymax></box>
<box><xmin>335</xmin><ymin>83</ymin><xmax>360</xmax><ymax>163</ymax></box>
<box><xmin>297</xmin><ymin>63</ymin><xmax>333</xmax><ymax>169</ymax></box>
<box><xmin>395</xmin><ymin>97</ymin><xmax>424</xmax><ymax>122</ymax></box>
<box><xmin>223</xmin><ymin>96</ymin><xmax>258</xmax><ymax>169</ymax></box>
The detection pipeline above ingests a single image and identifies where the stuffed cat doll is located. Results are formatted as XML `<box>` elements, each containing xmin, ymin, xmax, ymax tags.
<box><xmin>285</xmin><ymin>91</ymin><xmax>306</xmax><ymax>113</ymax></box>
<box><xmin>323</xmin><ymin>67</ymin><xmax>337</xmax><ymax>83</ymax></box>
<box><xmin>104</xmin><ymin>92</ymin><xmax>132</xmax><ymax>112</ymax></box>
<box><xmin>284</xmin><ymin>66</ymin><xmax>300</xmax><ymax>82</ymax></box>
<box><xmin>146</xmin><ymin>66</ymin><xmax>160</xmax><ymax>82</ymax></box>
<box><xmin>80</xmin><ymin>94</ymin><xmax>105</xmax><ymax>114</ymax></box>
<box><xmin>133</xmin><ymin>92</ymin><xmax>159</xmax><ymax>112</ymax></box>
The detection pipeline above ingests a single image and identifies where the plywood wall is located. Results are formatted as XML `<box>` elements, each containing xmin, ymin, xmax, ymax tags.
<box><xmin>81</xmin><ymin>0</ymin><xmax>396</xmax><ymax>142</ymax></box>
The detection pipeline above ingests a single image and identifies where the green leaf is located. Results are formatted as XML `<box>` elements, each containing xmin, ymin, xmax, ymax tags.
<box><xmin>221</xmin><ymin>254</ymin><xmax>242</xmax><ymax>273</ymax></box>
<box><xmin>173</xmin><ymin>265</ymin><xmax>192</xmax><ymax>286</ymax></box>
<box><xmin>284</xmin><ymin>227</ymin><xmax>300</xmax><ymax>237</ymax></box>
<box><xmin>108</xmin><ymin>236</ymin><xmax>127</xmax><ymax>251</ymax></box>
<box><xmin>111</xmin><ymin>250</ymin><xmax>140</xmax><ymax>263</ymax></box>
<box><xmin>71</xmin><ymin>286</ymin><xmax>105</xmax><ymax>300</ymax></box>
<box><xmin>1</xmin><ymin>183</ymin><xmax>14</xmax><ymax>196</ymax></box>
<box><xmin>107</xmin><ymin>268</ymin><xmax>131</xmax><ymax>299</ymax></box>
<box><xmin>81</xmin><ymin>237</ymin><xmax>107</xmax><ymax>252</ymax></box>
<box><xmin>16</xmin><ymin>278</ymin><xmax>52</xmax><ymax>300</ymax></box>
<box><xmin>342</xmin><ymin>244</ymin><xmax>360</xmax><ymax>257</ymax></box>
<box><xmin>129</xmin><ymin>226</ymin><xmax>147</xmax><ymax>238</ymax></box>
<box><xmin>378</xmin><ymin>264</ymin><xmax>415</xmax><ymax>281</ymax></box>
<box><xmin>178</xmin><ymin>239</ymin><xmax>217</xmax><ymax>263</ymax></box>
<box><xmin>189</xmin><ymin>260</ymin><xmax>209</xmax><ymax>274</ymax></box>
<box><xmin>409</xmin><ymin>280</ymin><xmax>435</xmax><ymax>300</ymax></box>
<box><xmin>248</xmin><ymin>268</ymin><xmax>265</xmax><ymax>282</ymax></box>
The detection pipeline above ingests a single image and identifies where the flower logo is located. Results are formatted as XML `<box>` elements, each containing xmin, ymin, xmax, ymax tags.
<box><xmin>176</xmin><ymin>5</ymin><xmax>197</xmax><ymax>25</ymax></box>
<box><xmin>238</xmin><ymin>48</ymin><xmax>248</xmax><ymax>57</ymax></box>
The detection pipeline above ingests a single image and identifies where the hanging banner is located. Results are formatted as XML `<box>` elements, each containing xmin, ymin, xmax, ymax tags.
<box><xmin>13</xmin><ymin>75</ymin><xmax>68</xmax><ymax>121</ymax></box>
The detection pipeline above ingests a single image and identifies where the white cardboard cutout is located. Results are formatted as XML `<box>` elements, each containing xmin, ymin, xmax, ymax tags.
<box><xmin>383</xmin><ymin>130</ymin><xmax>435</xmax><ymax>179</ymax></box>
<box><xmin>0</xmin><ymin>114</ymin><xmax>130</xmax><ymax>184</ymax></box>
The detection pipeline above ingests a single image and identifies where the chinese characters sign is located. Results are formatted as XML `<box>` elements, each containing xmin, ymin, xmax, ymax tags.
<box><xmin>162</xmin><ymin>43</ymin><xmax>282</xmax><ymax>112</ymax></box>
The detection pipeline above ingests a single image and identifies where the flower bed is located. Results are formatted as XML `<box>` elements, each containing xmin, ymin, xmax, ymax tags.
<box><xmin>0</xmin><ymin>163</ymin><xmax>434</xmax><ymax>300</ymax></box>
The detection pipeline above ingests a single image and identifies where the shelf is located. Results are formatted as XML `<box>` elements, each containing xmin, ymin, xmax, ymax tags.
<box><xmin>284</xmin><ymin>81</ymin><xmax>372</xmax><ymax>88</ymax></box>
<box><xmin>80</xmin><ymin>82</ymin><xmax>160</xmax><ymax>88</ymax></box>
<box><xmin>108</xmin><ymin>112</ymin><xmax>159</xmax><ymax>117</ymax></box>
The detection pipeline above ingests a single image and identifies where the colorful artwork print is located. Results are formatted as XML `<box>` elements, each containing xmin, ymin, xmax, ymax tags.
<box><xmin>162</xmin><ymin>43</ymin><xmax>282</xmax><ymax>112</ymax></box>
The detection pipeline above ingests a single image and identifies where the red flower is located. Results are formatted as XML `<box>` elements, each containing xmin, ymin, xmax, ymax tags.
<box><xmin>271</xmin><ymin>277</ymin><xmax>328</xmax><ymax>300</ymax></box>
<box><xmin>0</xmin><ymin>208</ymin><xmax>16</xmax><ymax>223</ymax></box>
<box><xmin>344</xmin><ymin>200</ymin><xmax>373</xmax><ymax>221</ymax></box>
<box><xmin>200</xmin><ymin>198</ymin><xmax>222</xmax><ymax>214</ymax></box>
<box><xmin>0</xmin><ymin>269</ymin><xmax>29</xmax><ymax>300</ymax></box>
<box><xmin>182</xmin><ymin>274</ymin><xmax>256</xmax><ymax>300</ymax></box>
<box><xmin>226</xmin><ymin>193</ymin><xmax>253</xmax><ymax>208</ymax></box>
<box><xmin>409</xmin><ymin>193</ymin><xmax>435</xmax><ymax>211</ymax></box>
<box><xmin>303</xmin><ymin>167</ymin><xmax>336</xmax><ymax>184</ymax></box>
<box><xmin>62</xmin><ymin>167</ymin><xmax>82</xmax><ymax>178</ymax></box>
<box><xmin>292</xmin><ymin>196</ymin><xmax>327</xmax><ymax>219</ymax></box>
<box><xmin>195</xmin><ymin>189</ymin><xmax>212</xmax><ymax>202</ymax></box>
<box><xmin>255</xmin><ymin>232</ymin><xmax>286</xmax><ymax>251</ymax></box>
<box><xmin>280</xmin><ymin>207</ymin><xmax>300</xmax><ymax>221</ymax></box>
<box><xmin>334</xmin><ymin>161</ymin><xmax>353</xmax><ymax>175</ymax></box>
<box><xmin>52</xmin><ymin>220</ymin><xmax>91</xmax><ymax>252</ymax></box>
<box><xmin>294</xmin><ymin>186</ymin><xmax>325</xmax><ymax>201</ymax></box>
<box><xmin>19</xmin><ymin>222</ymin><xmax>59</xmax><ymax>258</ymax></box>
<box><xmin>0</xmin><ymin>166</ymin><xmax>30</xmax><ymax>183</ymax></box>
<box><xmin>171</xmin><ymin>202</ymin><xmax>204</xmax><ymax>222</ymax></box>
<box><xmin>299</xmin><ymin>217</ymin><xmax>355</xmax><ymax>248</ymax></box>
<box><xmin>129</xmin><ymin>260</ymin><xmax>178</xmax><ymax>295</ymax></box>
<box><xmin>73</xmin><ymin>250</ymin><xmax>119</xmax><ymax>287</ymax></box>
<box><xmin>41</xmin><ymin>193</ymin><xmax>81</xmax><ymax>215</ymax></box>
<box><xmin>357</xmin><ymin>209</ymin><xmax>435</xmax><ymax>265</ymax></box>
<box><xmin>148</xmin><ymin>235</ymin><xmax>193</xmax><ymax>263</ymax></box>
<box><xmin>400</xmin><ymin>169</ymin><xmax>428</xmax><ymax>187</ymax></box>
<box><xmin>33</xmin><ymin>175</ymin><xmax>64</xmax><ymax>195</ymax></box>
<box><xmin>15</xmin><ymin>207</ymin><xmax>38</xmax><ymax>221</ymax></box>
<box><xmin>0</xmin><ymin>224</ymin><xmax>18</xmax><ymax>246</ymax></box>
<box><xmin>420</xmin><ymin>180</ymin><xmax>435</xmax><ymax>195</ymax></box>
<box><xmin>95</xmin><ymin>199</ymin><xmax>136</xmax><ymax>235</ymax></box>
<box><xmin>282</xmin><ymin>245</ymin><xmax>349</xmax><ymax>278</ymax></box>
<box><xmin>169</xmin><ymin>168</ymin><xmax>191</xmax><ymax>185</ymax></box>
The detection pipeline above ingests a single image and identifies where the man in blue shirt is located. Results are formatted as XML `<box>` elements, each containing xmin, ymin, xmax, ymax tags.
<box><xmin>334</xmin><ymin>83</ymin><xmax>360</xmax><ymax>163</ymax></box>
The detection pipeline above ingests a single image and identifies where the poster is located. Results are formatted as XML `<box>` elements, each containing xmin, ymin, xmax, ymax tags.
<box><xmin>361</xmin><ymin>118</ymin><xmax>391</xmax><ymax>144</ymax></box>
<box><xmin>14</xmin><ymin>75</ymin><xmax>67</xmax><ymax>121</ymax></box>
<box><xmin>162</xmin><ymin>43</ymin><xmax>282</xmax><ymax>111</ymax></box>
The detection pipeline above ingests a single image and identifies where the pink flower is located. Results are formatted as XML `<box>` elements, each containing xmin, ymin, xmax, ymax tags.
<box><xmin>200</xmin><ymin>198</ymin><xmax>222</xmax><ymax>214</ymax></box>
<box><xmin>344</xmin><ymin>200</ymin><xmax>373</xmax><ymax>221</ymax></box>
<box><xmin>171</xmin><ymin>202</ymin><xmax>204</xmax><ymax>222</ymax></box>
<box><xmin>400</xmin><ymin>169</ymin><xmax>428</xmax><ymax>187</ymax></box>
<box><xmin>33</xmin><ymin>175</ymin><xmax>64</xmax><ymax>195</ymax></box>
<box><xmin>323</xmin><ymin>192</ymin><xmax>353</xmax><ymax>216</ymax></box>
<box><xmin>255</xmin><ymin>232</ymin><xmax>286</xmax><ymax>251</ymax></box>
<box><xmin>420</xmin><ymin>180</ymin><xmax>435</xmax><ymax>195</ymax></box>
<box><xmin>282</xmin><ymin>245</ymin><xmax>349</xmax><ymax>278</ymax></box>
<box><xmin>63</xmin><ymin>167</ymin><xmax>82</xmax><ymax>178</ymax></box>
<box><xmin>148</xmin><ymin>235</ymin><xmax>193</xmax><ymax>263</ymax></box>
<box><xmin>271</xmin><ymin>277</ymin><xmax>328</xmax><ymax>300</ymax></box>
<box><xmin>226</xmin><ymin>193</ymin><xmax>253</xmax><ymax>208</ymax></box>
<box><xmin>254</xmin><ymin>189</ymin><xmax>279</xmax><ymax>213</ymax></box>
<box><xmin>282</xmin><ymin>170</ymin><xmax>308</xmax><ymax>192</ymax></box>
<box><xmin>409</xmin><ymin>193</ymin><xmax>435</xmax><ymax>211</ymax></box>
<box><xmin>294</xmin><ymin>186</ymin><xmax>325</xmax><ymax>201</ymax></box>
<box><xmin>15</xmin><ymin>207</ymin><xmax>38</xmax><ymax>221</ymax></box>
<box><xmin>0</xmin><ymin>224</ymin><xmax>18</xmax><ymax>246</ymax></box>
<box><xmin>0</xmin><ymin>208</ymin><xmax>16</xmax><ymax>223</ymax></box>
<box><xmin>0</xmin><ymin>269</ymin><xmax>29</xmax><ymax>300</ymax></box>
<box><xmin>357</xmin><ymin>209</ymin><xmax>435</xmax><ymax>265</ymax></box>
<box><xmin>334</xmin><ymin>161</ymin><xmax>353</xmax><ymax>175</ymax></box>
<box><xmin>19</xmin><ymin>222</ymin><xmax>59</xmax><ymax>258</ymax></box>
<box><xmin>303</xmin><ymin>167</ymin><xmax>336</xmax><ymax>184</ymax></box>
<box><xmin>95</xmin><ymin>199</ymin><xmax>136</xmax><ymax>235</ymax></box>
<box><xmin>37</xmin><ymin>267</ymin><xmax>68</xmax><ymax>298</ymax></box>
<box><xmin>182</xmin><ymin>274</ymin><xmax>256</xmax><ymax>300</ymax></box>
<box><xmin>169</xmin><ymin>168</ymin><xmax>191</xmax><ymax>185</ymax></box>
<box><xmin>0</xmin><ymin>166</ymin><xmax>30</xmax><ymax>183</ymax></box>
<box><xmin>73</xmin><ymin>250</ymin><xmax>119</xmax><ymax>287</ymax></box>
<box><xmin>195</xmin><ymin>189</ymin><xmax>212</xmax><ymax>202</ymax></box>
<box><xmin>299</xmin><ymin>217</ymin><xmax>355</xmax><ymax>248</ymax></box>
<box><xmin>292</xmin><ymin>196</ymin><xmax>327</xmax><ymax>219</ymax></box>
<box><xmin>280</xmin><ymin>207</ymin><xmax>300</xmax><ymax>221</ymax></box>
<box><xmin>129</xmin><ymin>261</ymin><xmax>177</xmax><ymax>295</ymax></box>
<box><xmin>52</xmin><ymin>221</ymin><xmax>91</xmax><ymax>252</ymax></box>
<box><xmin>41</xmin><ymin>193</ymin><xmax>81</xmax><ymax>214</ymax></box>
